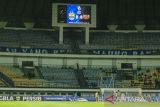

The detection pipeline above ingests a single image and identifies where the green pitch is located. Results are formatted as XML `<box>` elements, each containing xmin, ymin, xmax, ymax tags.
<box><xmin>0</xmin><ymin>101</ymin><xmax>159</xmax><ymax>107</ymax></box>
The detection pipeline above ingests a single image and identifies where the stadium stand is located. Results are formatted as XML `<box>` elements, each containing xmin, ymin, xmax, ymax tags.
<box><xmin>81</xmin><ymin>32</ymin><xmax>160</xmax><ymax>50</ymax></box>
<box><xmin>1</xmin><ymin>29</ymin><xmax>160</xmax><ymax>52</ymax></box>
<box><xmin>0</xmin><ymin>29</ymin><xmax>66</xmax><ymax>49</ymax></box>
<box><xmin>0</xmin><ymin>80</ymin><xmax>5</xmax><ymax>87</ymax></box>
<box><xmin>0</xmin><ymin>65</ymin><xmax>45</xmax><ymax>88</ymax></box>
<box><xmin>0</xmin><ymin>63</ymin><xmax>159</xmax><ymax>89</ymax></box>
<box><xmin>1</xmin><ymin>64</ymin><xmax>24</xmax><ymax>76</ymax></box>
<box><xmin>82</xmin><ymin>68</ymin><xmax>102</xmax><ymax>88</ymax></box>
<box><xmin>38</xmin><ymin>66</ymin><xmax>79</xmax><ymax>88</ymax></box>
<box><xmin>0</xmin><ymin>28</ymin><xmax>160</xmax><ymax>89</ymax></box>
<box><xmin>0</xmin><ymin>64</ymin><xmax>80</xmax><ymax>88</ymax></box>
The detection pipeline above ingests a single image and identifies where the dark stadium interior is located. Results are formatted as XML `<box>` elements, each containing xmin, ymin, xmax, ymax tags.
<box><xmin>0</xmin><ymin>0</ymin><xmax>160</xmax><ymax>29</ymax></box>
<box><xmin>0</xmin><ymin>0</ymin><xmax>160</xmax><ymax>101</ymax></box>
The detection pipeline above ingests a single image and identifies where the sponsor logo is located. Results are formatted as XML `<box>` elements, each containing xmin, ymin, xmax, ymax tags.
<box><xmin>22</xmin><ymin>96</ymin><xmax>42</xmax><ymax>101</ymax></box>
<box><xmin>16</xmin><ymin>96</ymin><xmax>21</xmax><ymax>101</ymax></box>
<box><xmin>69</xmin><ymin>97</ymin><xmax>88</xmax><ymax>102</ymax></box>
<box><xmin>1</xmin><ymin>46</ymin><xmax>160</xmax><ymax>55</ymax></box>
<box><xmin>0</xmin><ymin>96</ymin><xmax>14</xmax><ymax>101</ymax></box>
<box><xmin>125</xmin><ymin>97</ymin><xmax>146</xmax><ymax>102</ymax></box>
<box><xmin>104</xmin><ymin>95</ymin><xmax>116</xmax><ymax>104</ymax></box>
<box><xmin>43</xmin><ymin>96</ymin><xmax>66</xmax><ymax>101</ymax></box>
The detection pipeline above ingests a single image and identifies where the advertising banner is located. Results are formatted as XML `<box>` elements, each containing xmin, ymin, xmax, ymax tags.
<box><xmin>0</xmin><ymin>96</ymin><xmax>42</xmax><ymax>101</ymax></box>
<box><xmin>1</xmin><ymin>46</ymin><xmax>160</xmax><ymax>55</ymax></box>
<box><xmin>42</xmin><ymin>96</ymin><xmax>95</xmax><ymax>101</ymax></box>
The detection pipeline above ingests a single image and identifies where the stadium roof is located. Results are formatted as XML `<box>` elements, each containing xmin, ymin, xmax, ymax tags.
<box><xmin>0</xmin><ymin>0</ymin><xmax>159</xmax><ymax>30</ymax></box>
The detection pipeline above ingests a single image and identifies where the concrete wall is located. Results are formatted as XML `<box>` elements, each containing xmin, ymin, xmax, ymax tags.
<box><xmin>0</xmin><ymin>56</ymin><xmax>14</xmax><ymax>64</ymax></box>
<box><xmin>141</xmin><ymin>59</ymin><xmax>160</xmax><ymax>66</ymax></box>
<box><xmin>0</xmin><ymin>53</ymin><xmax>160</xmax><ymax>68</ymax></box>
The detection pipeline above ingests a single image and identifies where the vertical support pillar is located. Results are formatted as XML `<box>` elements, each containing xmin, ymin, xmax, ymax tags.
<box><xmin>59</xmin><ymin>26</ymin><xmax>64</xmax><ymax>44</ymax></box>
<box><xmin>13</xmin><ymin>56</ymin><xmax>18</xmax><ymax>66</ymax></box>
<box><xmin>112</xmin><ymin>58</ymin><xmax>117</xmax><ymax>88</ymax></box>
<box><xmin>85</xmin><ymin>27</ymin><xmax>89</xmax><ymax>45</ymax></box>
<box><xmin>136</xmin><ymin>58</ymin><xmax>141</xmax><ymax>79</ymax></box>
<box><xmin>38</xmin><ymin>57</ymin><xmax>42</xmax><ymax>67</ymax></box>
<box><xmin>137</xmin><ymin>58</ymin><xmax>141</xmax><ymax>68</ymax></box>
<box><xmin>112</xmin><ymin>58</ymin><xmax>117</xmax><ymax>68</ymax></box>
<box><xmin>88</xmin><ymin>58</ymin><xmax>92</xmax><ymax>68</ymax></box>
<box><xmin>63</xmin><ymin>58</ymin><xmax>67</xmax><ymax>67</ymax></box>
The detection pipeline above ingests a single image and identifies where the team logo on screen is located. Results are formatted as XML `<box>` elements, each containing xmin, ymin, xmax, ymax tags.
<box><xmin>68</xmin><ymin>11</ymin><xmax>75</xmax><ymax>20</ymax></box>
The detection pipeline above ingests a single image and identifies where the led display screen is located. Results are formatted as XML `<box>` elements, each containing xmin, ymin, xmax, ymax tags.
<box><xmin>58</xmin><ymin>5</ymin><xmax>91</xmax><ymax>24</ymax></box>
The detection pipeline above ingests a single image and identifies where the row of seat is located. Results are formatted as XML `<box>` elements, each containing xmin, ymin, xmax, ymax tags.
<box><xmin>39</xmin><ymin>67</ymin><xmax>79</xmax><ymax>88</ymax></box>
<box><xmin>1</xmin><ymin>29</ymin><xmax>160</xmax><ymax>50</ymax></box>
<box><xmin>0</xmin><ymin>64</ymin><xmax>159</xmax><ymax>89</ymax></box>
<box><xmin>0</xmin><ymin>80</ymin><xmax>5</xmax><ymax>87</ymax></box>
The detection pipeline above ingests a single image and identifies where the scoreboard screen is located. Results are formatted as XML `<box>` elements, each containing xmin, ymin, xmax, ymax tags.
<box><xmin>52</xmin><ymin>3</ymin><xmax>96</xmax><ymax>27</ymax></box>
<box><xmin>58</xmin><ymin>5</ymin><xmax>91</xmax><ymax>24</ymax></box>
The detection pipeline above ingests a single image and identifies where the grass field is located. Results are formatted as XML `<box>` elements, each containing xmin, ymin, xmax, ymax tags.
<box><xmin>0</xmin><ymin>101</ymin><xmax>159</xmax><ymax>107</ymax></box>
